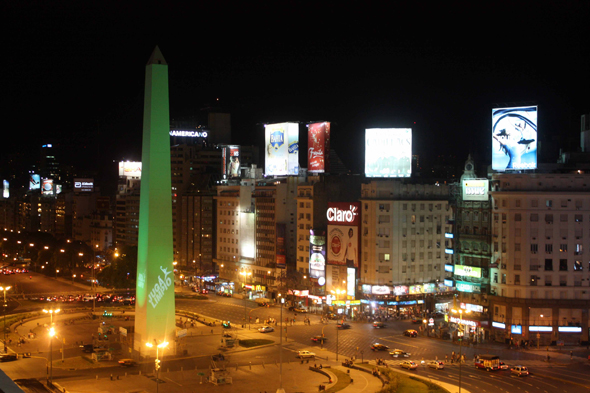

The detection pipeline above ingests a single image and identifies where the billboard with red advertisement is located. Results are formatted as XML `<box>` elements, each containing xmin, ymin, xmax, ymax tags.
<box><xmin>327</xmin><ymin>203</ymin><xmax>360</xmax><ymax>268</ymax></box>
<box><xmin>307</xmin><ymin>122</ymin><xmax>330</xmax><ymax>173</ymax></box>
<box><xmin>276</xmin><ymin>223</ymin><xmax>286</xmax><ymax>269</ymax></box>
<box><xmin>222</xmin><ymin>145</ymin><xmax>241</xmax><ymax>179</ymax></box>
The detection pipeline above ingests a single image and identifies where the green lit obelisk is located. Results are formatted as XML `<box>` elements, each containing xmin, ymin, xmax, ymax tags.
<box><xmin>134</xmin><ymin>46</ymin><xmax>176</xmax><ymax>351</ymax></box>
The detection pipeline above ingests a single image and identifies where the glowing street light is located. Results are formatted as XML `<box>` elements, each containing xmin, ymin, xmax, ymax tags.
<box><xmin>43</xmin><ymin>308</ymin><xmax>59</xmax><ymax>386</ymax></box>
<box><xmin>146</xmin><ymin>340</ymin><xmax>169</xmax><ymax>393</ymax></box>
<box><xmin>1</xmin><ymin>285</ymin><xmax>12</xmax><ymax>353</ymax></box>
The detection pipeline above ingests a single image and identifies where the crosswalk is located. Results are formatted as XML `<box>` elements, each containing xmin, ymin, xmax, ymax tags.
<box><xmin>374</xmin><ymin>358</ymin><xmax>568</xmax><ymax>369</ymax></box>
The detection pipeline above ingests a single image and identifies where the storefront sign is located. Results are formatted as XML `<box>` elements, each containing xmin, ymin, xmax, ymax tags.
<box><xmin>511</xmin><ymin>325</ymin><xmax>522</xmax><ymax>334</ymax></box>
<box><xmin>529</xmin><ymin>326</ymin><xmax>552</xmax><ymax>332</ymax></box>
<box><xmin>456</xmin><ymin>281</ymin><xmax>481</xmax><ymax>293</ymax></box>
<box><xmin>409</xmin><ymin>285</ymin><xmax>423</xmax><ymax>295</ymax></box>
<box><xmin>558</xmin><ymin>326</ymin><xmax>582</xmax><ymax>333</ymax></box>
<box><xmin>454</xmin><ymin>265</ymin><xmax>482</xmax><ymax>278</ymax></box>
<box><xmin>450</xmin><ymin>316</ymin><xmax>480</xmax><ymax>328</ymax></box>
<box><xmin>460</xmin><ymin>303</ymin><xmax>484</xmax><ymax>313</ymax></box>
<box><xmin>445</xmin><ymin>264</ymin><xmax>454</xmax><ymax>272</ymax></box>
<box><xmin>362</xmin><ymin>284</ymin><xmax>372</xmax><ymax>294</ymax></box>
<box><xmin>243</xmin><ymin>284</ymin><xmax>266</xmax><ymax>291</ymax></box>
<box><xmin>444</xmin><ymin>279</ymin><xmax>454</xmax><ymax>287</ymax></box>
<box><xmin>393</xmin><ymin>285</ymin><xmax>409</xmax><ymax>296</ymax></box>
<box><xmin>289</xmin><ymin>289</ymin><xmax>309</xmax><ymax>296</ymax></box>
<box><xmin>492</xmin><ymin>321</ymin><xmax>505</xmax><ymax>329</ymax></box>
<box><xmin>371</xmin><ymin>285</ymin><xmax>391</xmax><ymax>295</ymax></box>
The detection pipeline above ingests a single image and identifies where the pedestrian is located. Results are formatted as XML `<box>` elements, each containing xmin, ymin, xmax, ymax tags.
<box><xmin>570</xmin><ymin>350</ymin><xmax>573</xmax><ymax>360</ymax></box>
<box><xmin>445</xmin><ymin>355</ymin><xmax>448</xmax><ymax>363</ymax></box>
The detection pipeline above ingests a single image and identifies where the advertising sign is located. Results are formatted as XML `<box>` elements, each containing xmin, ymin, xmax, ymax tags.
<box><xmin>29</xmin><ymin>174</ymin><xmax>41</xmax><ymax>190</ymax></box>
<box><xmin>74</xmin><ymin>178</ymin><xmax>94</xmax><ymax>193</ymax></box>
<box><xmin>119</xmin><ymin>161</ymin><xmax>142</xmax><ymax>178</ymax></box>
<box><xmin>362</xmin><ymin>284</ymin><xmax>372</xmax><ymax>294</ymax></box>
<box><xmin>276</xmin><ymin>223</ymin><xmax>286</xmax><ymax>269</ymax></box>
<box><xmin>511</xmin><ymin>325</ymin><xmax>522</xmax><ymax>334</ymax></box>
<box><xmin>307</xmin><ymin>122</ymin><xmax>331</xmax><ymax>173</ymax></box>
<box><xmin>454</xmin><ymin>265</ymin><xmax>482</xmax><ymax>278</ymax></box>
<box><xmin>42</xmin><ymin>179</ymin><xmax>53</xmax><ymax>196</ymax></box>
<box><xmin>347</xmin><ymin>268</ymin><xmax>355</xmax><ymax>298</ymax></box>
<box><xmin>265</xmin><ymin>122</ymin><xmax>299</xmax><ymax>176</ymax></box>
<box><xmin>462</xmin><ymin>179</ymin><xmax>489</xmax><ymax>201</ymax></box>
<box><xmin>2</xmin><ymin>180</ymin><xmax>8</xmax><ymax>199</ymax></box>
<box><xmin>371</xmin><ymin>285</ymin><xmax>391</xmax><ymax>295</ymax></box>
<box><xmin>365</xmin><ymin>128</ymin><xmax>412</xmax><ymax>178</ymax></box>
<box><xmin>456</xmin><ymin>281</ymin><xmax>481</xmax><ymax>293</ymax></box>
<box><xmin>492</xmin><ymin>106</ymin><xmax>538</xmax><ymax>171</ymax></box>
<box><xmin>222</xmin><ymin>145</ymin><xmax>241</xmax><ymax>179</ymax></box>
<box><xmin>169</xmin><ymin>130</ymin><xmax>208</xmax><ymax>138</ymax></box>
<box><xmin>393</xmin><ymin>285</ymin><xmax>409</xmax><ymax>296</ymax></box>
<box><xmin>327</xmin><ymin>225</ymin><xmax>358</xmax><ymax>267</ymax></box>
<box><xmin>309</xmin><ymin>229</ymin><xmax>326</xmax><ymax>280</ymax></box>
<box><xmin>55</xmin><ymin>184</ymin><xmax>62</xmax><ymax>195</ymax></box>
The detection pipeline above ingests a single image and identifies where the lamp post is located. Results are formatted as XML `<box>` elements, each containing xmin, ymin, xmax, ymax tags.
<box><xmin>43</xmin><ymin>308</ymin><xmax>60</xmax><ymax>386</ymax></box>
<box><xmin>278</xmin><ymin>295</ymin><xmax>285</xmax><ymax>393</ymax></box>
<box><xmin>240</xmin><ymin>270</ymin><xmax>252</xmax><ymax>328</ymax></box>
<box><xmin>1</xmin><ymin>285</ymin><xmax>11</xmax><ymax>353</ymax></box>
<box><xmin>451</xmin><ymin>307</ymin><xmax>470</xmax><ymax>393</ymax></box>
<box><xmin>330</xmin><ymin>288</ymin><xmax>345</xmax><ymax>361</ymax></box>
<box><xmin>146</xmin><ymin>340</ymin><xmax>168</xmax><ymax>393</ymax></box>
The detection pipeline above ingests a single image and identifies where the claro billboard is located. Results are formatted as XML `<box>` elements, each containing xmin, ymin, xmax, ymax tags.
<box><xmin>365</xmin><ymin>128</ymin><xmax>412</xmax><ymax>178</ymax></box>
<box><xmin>327</xmin><ymin>203</ymin><xmax>360</xmax><ymax>268</ymax></box>
<box><xmin>492</xmin><ymin>106</ymin><xmax>537</xmax><ymax>171</ymax></box>
<box><xmin>307</xmin><ymin>122</ymin><xmax>330</xmax><ymax>173</ymax></box>
<box><xmin>265</xmin><ymin>122</ymin><xmax>299</xmax><ymax>176</ymax></box>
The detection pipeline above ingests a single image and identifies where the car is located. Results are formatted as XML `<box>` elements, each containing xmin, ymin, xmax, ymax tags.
<box><xmin>373</xmin><ymin>322</ymin><xmax>386</xmax><ymax>328</ymax></box>
<box><xmin>258</xmin><ymin>325</ymin><xmax>274</xmax><ymax>333</ymax></box>
<box><xmin>326</xmin><ymin>313</ymin><xmax>339</xmax><ymax>320</ymax></box>
<box><xmin>427</xmin><ymin>360</ymin><xmax>444</xmax><ymax>370</ymax></box>
<box><xmin>499</xmin><ymin>361</ymin><xmax>509</xmax><ymax>370</ymax></box>
<box><xmin>212</xmin><ymin>353</ymin><xmax>225</xmax><ymax>361</ymax></box>
<box><xmin>371</xmin><ymin>343</ymin><xmax>390</xmax><ymax>351</ymax></box>
<box><xmin>201</xmin><ymin>289</ymin><xmax>209</xmax><ymax>294</ymax></box>
<box><xmin>0</xmin><ymin>354</ymin><xmax>18</xmax><ymax>362</ymax></box>
<box><xmin>257</xmin><ymin>302</ymin><xmax>269</xmax><ymax>307</ymax></box>
<box><xmin>403</xmin><ymin>329</ymin><xmax>418</xmax><ymax>337</ymax></box>
<box><xmin>411</xmin><ymin>318</ymin><xmax>422</xmax><ymax>324</ymax></box>
<box><xmin>511</xmin><ymin>365</ymin><xmax>529</xmax><ymax>376</ymax></box>
<box><xmin>298</xmin><ymin>350</ymin><xmax>316</xmax><ymax>359</ymax></box>
<box><xmin>337</xmin><ymin>323</ymin><xmax>351</xmax><ymax>329</ymax></box>
<box><xmin>118</xmin><ymin>359</ymin><xmax>137</xmax><ymax>367</ymax></box>
<box><xmin>293</xmin><ymin>308</ymin><xmax>308</xmax><ymax>313</ymax></box>
<box><xmin>222</xmin><ymin>321</ymin><xmax>231</xmax><ymax>329</ymax></box>
<box><xmin>311</xmin><ymin>335</ymin><xmax>328</xmax><ymax>343</ymax></box>
<box><xmin>400</xmin><ymin>361</ymin><xmax>418</xmax><ymax>370</ymax></box>
<box><xmin>389</xmin><ymin>349</ymin><xmax>411</xmax><ymax>357</ymax></box>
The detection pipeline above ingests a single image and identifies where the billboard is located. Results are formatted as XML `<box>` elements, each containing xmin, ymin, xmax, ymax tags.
<box><xmin>2</xmin><ymin>180</ymin><xmax>8</xmax><ymax>198</ymax></box>
<box><xmin>327</xmin><ymin>203</ymin><xmax>360</xmax><ymax>268</ymax></box>
<box><xmin>276</xmin><ymin>223</ymin><xmax>286</xmax><ymax>269</ymax></box>
<box><xmin>29</xmin><ymin>174</ymin><xmax>41</xmax><ymax>190</ymax></box>
<box><xmin>74</xmin><ymin>178</ymin><xmax>94</xmax><ymax>193</ymax></box>
<box><xmin>462</xmin><ymin>179</ymin><xmax>488</xmax><ymax>201</ymax></box>
<box><xmin>222</xmin><ymin>145</ymin><xmax>241</xmax><ymax>179</ymax></box>
<box><xmin>118</xmin><ymin>161</ymin><xmax>142</xmax><ymax>178</ymax></box>
<box><xmin>309</xmin><ymin>229</ymin><xmax>326</xmax><ymax>281</ymax></box>
<box><xmin>454</xmin><ymin>265</ymin><xmax>482</xmax><ymax>278</ymax></box>
<box><xmin>307</xmin><ymin>122</ymin><xmax>331</xmax><ymax>173</ymax></box>
<box><xmin>346</xmin><ymin>267</ymin><xmax>355</xmax><ymax>297</ymax></box>
<box><xmin>42</xmin><ymin>179</ymin><xmax>53</xmax><ymax>196</ymax></box>
<box><xmin>492</xmin><ymin>106</ymin><xmax>537</xmax><ymax>171</ymax></box>
<box><xmin>265</xmin><ymin>122</ymin><xmax>299</xmax><ymax>176</ymax></box>
<box><xmin>365</xmin><ymin>128</ymin><xmax>412</xmax><ymax>177</ymax></box>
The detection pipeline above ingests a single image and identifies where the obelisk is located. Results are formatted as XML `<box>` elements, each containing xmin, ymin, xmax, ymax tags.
<box><xmin>134</xmin><ymin>46</ymin><xmax>176</xmax><ymax>351</ymax></box>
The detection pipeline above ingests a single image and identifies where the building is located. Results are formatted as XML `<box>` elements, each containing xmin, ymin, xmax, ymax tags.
<box><xmin>489</xmin><ymin>173</ymin><xmax>590</xmax><ymax>345</ymax></box>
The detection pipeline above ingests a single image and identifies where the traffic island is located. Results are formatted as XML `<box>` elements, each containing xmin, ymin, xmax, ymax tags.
<box><xmin>357</xmin><ymin>362</ymin><xmax>453</xmax><ymax>393</ymax></box>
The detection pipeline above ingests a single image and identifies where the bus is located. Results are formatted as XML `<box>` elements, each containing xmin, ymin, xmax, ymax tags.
<box><xmin>474</xmin><ymin>354</ymin><xmax>500</xmax><ymax>371</ymax></box>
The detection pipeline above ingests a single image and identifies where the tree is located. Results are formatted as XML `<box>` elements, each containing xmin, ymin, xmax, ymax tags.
<box><xmin>97</xmin><ymin>246</ymin><xmax>137</xmax><ymax>289</ymax></box>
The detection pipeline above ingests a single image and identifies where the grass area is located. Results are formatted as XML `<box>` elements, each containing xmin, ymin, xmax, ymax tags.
<box><xmin>357</xmin><ymin>362</ymin><xmax>449</xmax><ymax>393</ymax></box>
<box><xmin>325</xmin><ymin>368</ymin><xmax>351</xmax><ymax>393</ymax></box>
<box><xmin>239</xmin><ymin>339</ymin><xmax>274</xmax><ymax>348</ymax></box>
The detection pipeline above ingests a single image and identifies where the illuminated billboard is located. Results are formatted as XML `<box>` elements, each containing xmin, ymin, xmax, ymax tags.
<box><xmin>118</xmin><ymin>161</ymin><xmax>142</xmax><ymax>178</ymax></box>
<box><xmin>454</xmin><ymin>265</ymin><xmax>482</xmax><ymax>278</ymax></box>
<box><xmin>462</xmin><ymin>179</ymin><xmax>488</xmax><ymax>201</ymax></box>
<box><xmin>222</xmin><ymin>145</ymin><xmax>241</xmax><ymax>179</ymax></box>
<box><xmin>347</xmin><ymin>268</ymin><xmax>355</xmax><ymax>297</ymax></box>
<box><xmin>74</xmin><ymin>178</ymin><xmax>94</xmax><ymax>193</ymax></box>
<box><xmin>327</xmin><ymin>203</ymin><xmax>360</xmax><ymax>268</ymax></box>
<box><xmin>265</xmin><ymin>122</ymin><xmax>299</xmax><ymax>176</ymax></box>
<box><xmin>29</xmin><ymin>174</ymin><xmax>41</xmax><ymax>190</ymax></box>
<box><xmin>276</xmin><ymin>223</ymin><xmax>286</xmax><ymax>269</ymax></box>
<box><xmin>42</xmin><ymin>179</ymin><xmax>53</xmax><ymax>196</ymax></box>
<box><xmin>309</xmin><ymin>229</ymin><xmax>326</xmax><ymax>281</ymax></box>
<box><xmin>2</xmin><ymin>180</ymin><xmax>8</xmax><ymax>198</ymax></box>
<box><xmin>365</xmin><ymin>128</ymin><xmax>412</xmax><ymax>178</ymax></box>
<box><xmin>492</xmin><ymin>106</ymin><xmax>537</xmax><ymax>171</ymax></box>
<box><xmin>307</xmin><ymin>122</ymin><xmax>330</xmax><ymax>173</ymax></box>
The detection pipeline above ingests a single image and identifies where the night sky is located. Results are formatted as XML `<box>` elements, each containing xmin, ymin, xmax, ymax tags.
<box><xmin>4</xmin><ymin>1</ymin><xmax>590</xmax><ymax>181</ymax></box>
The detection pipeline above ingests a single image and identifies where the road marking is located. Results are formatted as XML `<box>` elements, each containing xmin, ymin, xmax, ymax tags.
<box><xmin>163</xmin><ymin>377</ymin><xmax>182</xmax><ymax>386</ymax></box>
<box><xmin>378</xmin><ymin>337</ymin><xmax>419</xmax><ymax>348</ymax></box>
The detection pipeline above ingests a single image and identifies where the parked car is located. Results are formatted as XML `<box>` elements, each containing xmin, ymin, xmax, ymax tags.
<box><xmin>258</xmin><ymin>325</ymin><xmax>274</xmax><ymax>333</ymax></box>
<box><xmin>511</xmin><ymin>366</ymin><xmax>529</xmax><ymax>376</ymax></box>
<box><xmin>427</xmin><ymin>360</ymin><xmax>445</xmax><ymax>370</ymax></box>
<box><xmin>118</xmin><ymin>359</ymin><xmax>137</xmax><ymax>367</ymax></box>
<box><xmin>389</xmin><ymin>349</ymin><xmax>411</xmax><ymax>357</ymax></box>
<box><xmin>371</xmin><ymin>343</ymin><xmax>390</xmax><ymax>351</ymax></box>
<box><xmin>0</xmin><ymin>354</ymin><xmax>18</xmax><ymax>362</ymax></box>
<box><xmin>337</xmin><ymin>323</ymin><xmax>351</xmax><ymax>329</ymax></box>
<box><xmin>373</xmin><ymin>322</ymin><xmax>386</xmax><ymax>328</ymax></box>
<box><xmin>403</xmin><ymin>329</ymin><xmax>418</xmax><ymax>337</ymax></box>
<box><xmin>298</xmin><ymin>350</ymin><xmax>316</xmax><ymax>359</ymax></box>
<box><xmin>400</xmin><ymin>361</ymin><xmax>418</xmax><ymax>370</ymax></box>
<box><xmin>311</xmin><ymin>335</ymin><xmax>328</xmax><ymax>343</ymax></box>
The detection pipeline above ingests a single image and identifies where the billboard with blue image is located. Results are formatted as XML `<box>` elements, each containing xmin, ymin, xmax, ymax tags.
<box><xmin>492</xmin><ymin>106</ymin><xmax>537</xmax><ymax>171</ymax></box>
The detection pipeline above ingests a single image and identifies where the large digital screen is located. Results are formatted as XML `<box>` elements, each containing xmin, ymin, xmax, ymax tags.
<box><xmin>462</xmin><ymin>179</ymin><xmax>488</xmax><ymax>201</ymax></box>
<box><xmin>309</xmin><ymin>229</ymin><xmax>326</xmax><ymax>280</ymax></box>
<box><xmin>307</xmin><ymin>122</ymin><xmax>330</xmax><ymax>173</ymax></box>
<box><xmin>118</xmin><ymin>161</ymin><xmax>142</xmax><ymax>178</ymax></box>
<box><xmin>42</xmin><ymin>179</ymin><xmax>53</xmax><ymax>196</ymax></box>
<box><xmin>365</xmin><ymin>128</ymin><xmax>412</xmax><ymax>178</ymax></box>
<box><xmin>265</xmin><ymin>122</ymin><xmax>299</xmax><ymax>176</ymax></box>
<box><xmin>29</xmin><ymin>174</ymin><xmax>41</xmax><ymax>190</ymax></box>
<box><xmin>492</xmin><ymin>106</ymin><xmax>537</xmax><ymax>171</ymax></box>
<box><xmin>222</xmin><ymin>145</ymin><xmax>241</xmax><ymax>179</ymax></box>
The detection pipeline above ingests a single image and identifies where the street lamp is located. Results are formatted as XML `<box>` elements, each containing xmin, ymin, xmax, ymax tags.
<box><xmin>1</xmin><ymin>285</ymin><xmax>11</xmax><ymax>353</ymax></box>
<box><xmin>48</xmin><ymin>327</ymin><xmax>55</xmax><ymax>385</ymax></box>
<box><xmin>278</xmin><ymin>295</ymin><xmax>285</xmax><ymax>393</ymax></box>
<box><xmin>330</xmin><ymin>288</ymin><xmax>345</xmax><ymax>361</ymax></box>
<box><xmin>146</xmin><ymin>340</ymin><xmax>169</xmax><ymax>393</ymax></box>
<box><xmin>240</xmin><ymin>270</ymin><xmax>252</xmax><ymax>328</ymax></box>
<box><xmin>451</xmin><ymin>307</ymin><xmax>470</xmax><ymax>393</ymax></box>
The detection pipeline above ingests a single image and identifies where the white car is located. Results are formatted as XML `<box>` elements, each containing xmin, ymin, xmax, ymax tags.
<box><xmin>427</xmin><ymin>360</ymin><xmax>444</xmax><ymax>370</ymax></box>
<box><xmin>400</xmin><ymin>361</ymin><xmax>418</xmax><ymax>370</ymax></box>
<box><xmin>298</xmin><ymin>350</ymin><xmax>316</xmax><ymax>359</ymax></box>
<box><xmin>389</xmin><ymin>349</ymin><xmax>411</xmax><ymax>357</ymax></box>
<box><xmin>511</xmin><ymin>365</ymin><xmax>529</xmax><ymax>376</ymax></box>
<box><xmin>258</xmin><ymin>325</ymin><xmax>274</xmax><ymax>333</ymax></box>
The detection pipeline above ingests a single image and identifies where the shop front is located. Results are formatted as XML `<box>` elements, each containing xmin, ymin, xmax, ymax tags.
<box><xmin>329</xmin><ymin>299</ymin><xmax>361</xmax><ymax>319</ymax></box>
<box><xmin>215</xmin><ymin>281</ymin><xmax>235</xmax><ymax>295</ymax></box>
<box><xmin>242</xmin><ymin>283</ymin><xmax>268</xmax><ymax>300</ymax></box>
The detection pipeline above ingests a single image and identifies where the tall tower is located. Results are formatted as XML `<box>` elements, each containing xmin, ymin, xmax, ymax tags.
<box><xmin>134</xmin><ymin>47</ymin><xmax>176</xmax><ymax>350</ymax></box>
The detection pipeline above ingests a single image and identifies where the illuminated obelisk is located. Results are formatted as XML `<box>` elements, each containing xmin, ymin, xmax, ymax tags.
<box><xmin>134</xmin><ymin>46</ymin><xmax>176</xmax><ymax>351</ymax></box>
